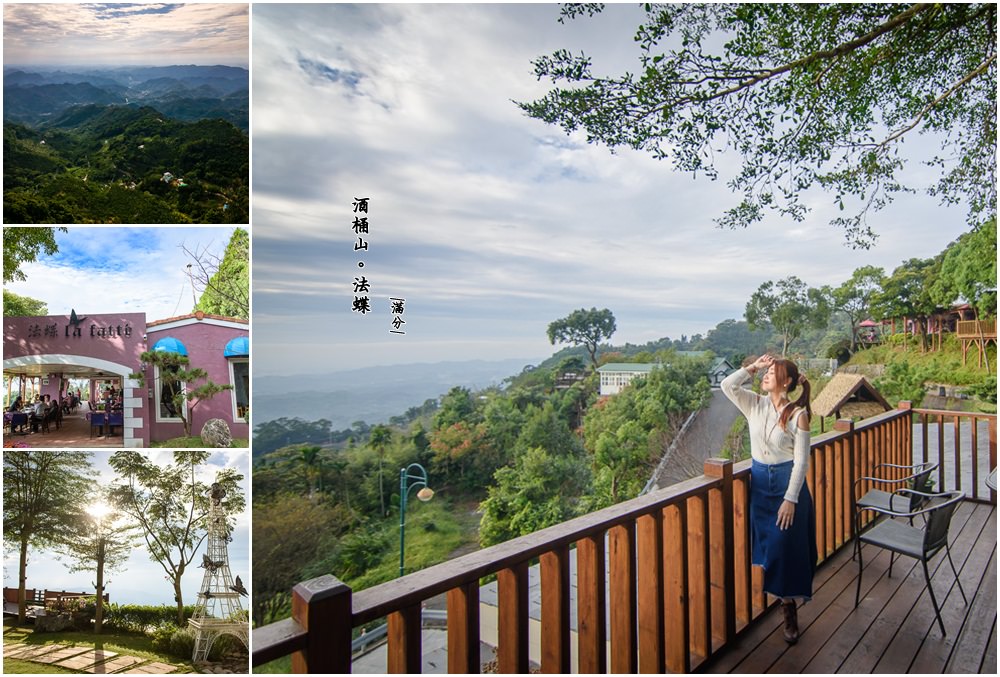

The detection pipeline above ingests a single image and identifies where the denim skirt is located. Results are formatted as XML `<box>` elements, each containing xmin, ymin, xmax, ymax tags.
<box><xmin>750</xmin><ymin>459</ymin><xmax>818</xmax><ymax>600</ymax></box>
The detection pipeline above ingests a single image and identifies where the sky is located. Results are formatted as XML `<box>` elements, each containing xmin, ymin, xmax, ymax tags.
<box><xmin>4</xmin><ymin>226</ymin><xmax>240</xmax><ymax>321</ymax></box>
<box><xmin>3</xmin><ymin>2</ymin><xmax>248</xmax><ymax>67</ymax></box>
<box><xmin>3</xmin><ymin>450</ymin><xmax>250</xmax><ymax>609</ymax></box>
<box><xmin>251</xmin><ymin>3</ymin><xmax>978</xmax><ymax>377</ymax></box>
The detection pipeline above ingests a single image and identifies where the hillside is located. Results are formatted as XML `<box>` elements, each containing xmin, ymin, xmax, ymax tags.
<box><xmin>3</xmin><ymin>105</ymin><xmax>248</xmax><ymax>224</ymax></box>
<box><xmin>3</xmin><ymin>65</ymin><xmax>249</xmax><ymax>131</ymax></box>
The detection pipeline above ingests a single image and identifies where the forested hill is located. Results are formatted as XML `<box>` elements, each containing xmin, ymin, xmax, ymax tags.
<box><xmin>3</xmin><ymin>104</ymin><xmax>249</xmax><ymax>224</ymax></box>
<box><xmin>3</xmin><ymin>65</ymin><xmax>249</xmax><ymax>131</ymax></box>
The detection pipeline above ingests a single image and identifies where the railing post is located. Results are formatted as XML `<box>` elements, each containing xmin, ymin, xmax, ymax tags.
<box><xmin>990</xmin><ymin>417</ymin><xmax>997</xmax><ymax>507</ymax></box>
<box><xmin>291</xmin><ymin>575</ymin><xmax>352</xmax><ymax>674</ymax></box>
<box><xmin>540</xmin><ymin>545</ymin><xmax>571</xmax><ymax>673</ymax></box>
<box><xmin>833</xmin><ymin>419</ymin><xmax>856</xmax><ymax>543</ymax></box>
<box><xmin>387</xmin><ymin>604</ymin><xmax>422</xmax><ymax>673</ymax></box>
<box><xmin>704</xmin><ymin>458</ymin><xmax>736</xmax><ymax>647</ymax></box>
<box><xmin>498</xmin><ymin>562</ymin><xmax>529</xmax><ymax>673</ymax></box>
<box><xmin>447</xmin><ymin>582</ymin><xmax>480</xmax><ymax>674</ymax></box>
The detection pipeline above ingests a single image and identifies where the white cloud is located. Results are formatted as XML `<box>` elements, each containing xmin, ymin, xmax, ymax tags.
<box><xmin>251</xmin><ymin>4</ymin><xmax>975</xmax><ymax>374</ymax></box>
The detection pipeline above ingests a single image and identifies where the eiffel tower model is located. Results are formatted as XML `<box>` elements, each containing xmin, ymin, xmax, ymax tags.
<box><xmin>190</xmin><ymin>482</ymin><xmax>249</xmax><ymax>663</ymax></box>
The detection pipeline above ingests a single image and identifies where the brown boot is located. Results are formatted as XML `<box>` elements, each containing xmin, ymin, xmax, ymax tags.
<box><xmin>781</xmin><ymin>600</ymin><xmax>799</xmax><ymax>644</ymax></box>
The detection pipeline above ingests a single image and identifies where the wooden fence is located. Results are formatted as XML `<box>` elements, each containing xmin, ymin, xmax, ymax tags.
<box><xmin>253</xmin><ymin>405</ymin><xmax>996</xmax><ymax>673</ymax></box>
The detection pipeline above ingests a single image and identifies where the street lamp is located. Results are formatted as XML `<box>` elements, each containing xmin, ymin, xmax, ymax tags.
<box><xmin>399</xmin><ymin>463</ymin><xmax>434</xmax><ymax>578</ymax></box>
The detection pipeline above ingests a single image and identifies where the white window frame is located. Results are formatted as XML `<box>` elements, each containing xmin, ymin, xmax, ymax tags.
<box><xmin>154</xmin><ymin>365</ymin><xmax>187</xmax><ymax>423</ymax></box>
<box><xmin>228</xmin><ymin>358</ymin><xmax>249</xmax><ymax>423</ymax></box>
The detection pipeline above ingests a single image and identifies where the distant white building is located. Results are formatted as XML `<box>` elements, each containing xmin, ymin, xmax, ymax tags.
<box><xmin>597</xmin><ymin>355</ymin><xmax>736</xmax><ymax>396</ymax></box>
<box><xmin>597</xmin><ymin>363</ymin><xmax>657</xmax><ymax>396</ymax></box>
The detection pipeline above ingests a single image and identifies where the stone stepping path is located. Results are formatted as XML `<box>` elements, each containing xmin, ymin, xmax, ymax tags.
<box><xmin>35</xmin><ymin>646</ymin><xmax>94</xmax><ymax>664</ymax></box>
<box><xmin>123</xmin><ymin>660</ymin><xmax>179</xmax><ymax>673</ymax></box>
<box><xmin>55</xmin><ymin>648</ymin><xmax>118</xmax><ymax>671</ymax></box>
<box><xmin>3</xmin><ymin>643</ymin><xmax>180</xmax><ymax>674</ymax></box>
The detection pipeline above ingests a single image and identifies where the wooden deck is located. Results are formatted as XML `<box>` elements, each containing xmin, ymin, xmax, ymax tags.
<box><xmin>700</xmin><ymin>500</ymin><xmax>996</xmax><ymax>674</ymax></box>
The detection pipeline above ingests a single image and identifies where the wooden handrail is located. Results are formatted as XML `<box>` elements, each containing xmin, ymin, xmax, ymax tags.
<box><xmin>253</xmin><ymin>406</ymin><xmax>996</xmax><ymax>673</ymax></box>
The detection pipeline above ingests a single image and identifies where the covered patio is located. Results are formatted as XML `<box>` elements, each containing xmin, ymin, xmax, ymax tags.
<box><xmin>4</xmin><ymin>409</ymin><xmax>122</xmax><ymax>448</ymax></box>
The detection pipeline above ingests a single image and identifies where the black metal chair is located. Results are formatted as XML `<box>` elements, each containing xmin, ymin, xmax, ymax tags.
<box><xmin>853</xmin><ymin>461</ymin><xmax>938</xmax><ymax>560</ymax></box>
<box><xmin>854</xmin><ymin>489</ymin><xmax>967</xmax><ymax>636</ymax></box>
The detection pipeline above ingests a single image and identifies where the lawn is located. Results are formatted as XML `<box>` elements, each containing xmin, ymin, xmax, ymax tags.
<box><xmin>2</xmin><ymin>619</ymin><xmax>192</xmax><ymax>674</ymax></box>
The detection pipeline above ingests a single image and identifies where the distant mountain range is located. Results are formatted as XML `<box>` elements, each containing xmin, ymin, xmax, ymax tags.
<box><xmin>253</xmin><ymin>358</ymin><xmax>539</xmax><ymax>429</ymax></box>
<box><xmin>3</xmin><ymin>65</ymin><xmax>249</xmax><ymax>131</ymax></box>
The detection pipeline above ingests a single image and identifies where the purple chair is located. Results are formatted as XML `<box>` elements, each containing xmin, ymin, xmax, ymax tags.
<box><xmin>88</xmin><ymin>412</ymin><xmax>106</xmax><ymax>438</ymax></box>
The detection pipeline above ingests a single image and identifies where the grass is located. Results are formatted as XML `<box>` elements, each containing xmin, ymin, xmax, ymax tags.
<box><xmin>150</xmin><ymin>435</ymin><xmax>249</xmax><ymax>448</ymax></box>
<box><xmin>849</xmin><ymin>333</ymin><xmax>996</xmax><ymax>386</ymax></box>
<box><xmin>3</xmin><ymin>659</ymin><xmax>76</xmax><ymax>673</ymax></box>
<box><xmin>345</xmin><ymin>496</ymin><xmax>470</xmax><ymax>591</ymax></box>
<box><xmin>2</xmin><ymin>619</ymin><xmax>192</xmax><ymax>673</ymax></box>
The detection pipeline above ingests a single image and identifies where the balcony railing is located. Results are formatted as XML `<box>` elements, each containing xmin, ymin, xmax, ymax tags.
<box><xmin>955</xmin><ymin>319</ymin><xmax>997</xmax><ymax>339</ymax></box>
<box><xmin>252</xmin><ymin>405</ymin><xmax>996</xmax><ymax>673</ymax></box>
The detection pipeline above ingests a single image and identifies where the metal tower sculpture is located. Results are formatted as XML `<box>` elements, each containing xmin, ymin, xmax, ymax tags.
<box><xmin>189</xmin><ymin>482</ymin><xmax>248</xmax><ymax>663</ymax></box>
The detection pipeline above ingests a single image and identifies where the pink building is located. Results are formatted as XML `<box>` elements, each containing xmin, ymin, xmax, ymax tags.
<box><xmin>4</xmin><ymin>310</ymin><xmax>248</xmax><ymax>447</ymax></box>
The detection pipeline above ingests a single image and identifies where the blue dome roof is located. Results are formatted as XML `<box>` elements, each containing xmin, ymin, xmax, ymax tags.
<box><xmin>151</xmin><ymin>336</ymin><xmax>188</xmax><ymax>356</ymax></box>
<box><xmin>224</xmin><ymin>336</ymin><xmax>249</xmax><ymax>358</ymax></box>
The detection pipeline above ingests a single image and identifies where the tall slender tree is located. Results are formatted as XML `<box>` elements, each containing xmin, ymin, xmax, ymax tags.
<box><xmin>3</xmin><ymin>451</ymin><xmax>94</xmax><ymax>624</ymax></box>
<box><xmin>368</xmin><ymin>425</ymin><xmax>392</xmax><ymax>516</ymax></box>
<box><xmin>56</xmin><ymin>490</ymin><xmax>137</xmax><ymax>634</ymax></box>
<box><xmin>108</xmin><ymin>451</ymin><xmax>245</xmax><ymax>625</ymax></box>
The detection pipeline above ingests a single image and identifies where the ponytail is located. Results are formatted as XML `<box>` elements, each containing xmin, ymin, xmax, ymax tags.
<box><xmin>776</xmin><ymin>361</ymin><xmax>811</xmax><ymax>430</ymax></box>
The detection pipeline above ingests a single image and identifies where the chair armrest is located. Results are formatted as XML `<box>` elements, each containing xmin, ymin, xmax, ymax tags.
<box><xmin>861</xmin><ymin>489</ymin><xmax>965</xmax><ymax>519</ymax></box>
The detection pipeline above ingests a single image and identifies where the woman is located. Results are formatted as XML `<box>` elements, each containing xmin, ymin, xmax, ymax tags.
<box><xmin>721</xmin><ymin>354</ymin><xmax>817</xmax><ymax>644</ymax></box>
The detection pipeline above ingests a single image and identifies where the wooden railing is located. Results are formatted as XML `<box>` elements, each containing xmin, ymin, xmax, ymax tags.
<box><xmin>253</xmin><ymin>406</ymin><xmax>997</xmax><ymax>673</ymax></box>
<box><xmin>956</xmin><ymin>319</ymin><xmax>997</xmax><ymax>339</ymax></box>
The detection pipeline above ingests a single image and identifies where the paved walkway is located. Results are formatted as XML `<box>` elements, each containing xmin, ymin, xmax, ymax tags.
<box><xmin>3</xmin><ymin>642</ymin><xmax>180</xmax><ymax>674</ymax></box>
<box><xmin>655</xmin><ymin>387</ymin><xmax>741</xmax><ymax>489</ymax></box>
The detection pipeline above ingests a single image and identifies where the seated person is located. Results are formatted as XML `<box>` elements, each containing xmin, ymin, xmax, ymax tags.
<box><xmin>29</xmin><ymin>397</ymin><xmax>47</xmax><ymax>432</ymax></box>
<box><xmin>8</xmin><ymin>396</ymin><xmax>23</xmax><ymax>412</ymax></box>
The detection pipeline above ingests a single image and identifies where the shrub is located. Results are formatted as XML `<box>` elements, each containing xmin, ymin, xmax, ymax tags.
<box><xmin>875</xmin><ymin>362</ymin><xmax>927</xmax><ymax>407</ymax></box>
<box><xmin>104</xmin><ymin>603</ymin><xmax>197</xmax><ymax>634</ymax></box>
<box><xmin>149</xmin><ymin>623</ymin><xmax>180</xmax><ymax>653</ymax></box>
<box><xmin>168</xmin><ymin>627</ymin><xmax>196</xmax><ymax>659</ymax></box>
<box><xmin>965</xmin><ymin>375</ymin><xmax>998</xmax><ymax>405</ymax></box>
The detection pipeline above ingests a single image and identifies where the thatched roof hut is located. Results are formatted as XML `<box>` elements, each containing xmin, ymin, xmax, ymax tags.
<box><xmin>813</xmin><ymin>373</ymin><xmax>892</xmax><ymax>431</ymax></box>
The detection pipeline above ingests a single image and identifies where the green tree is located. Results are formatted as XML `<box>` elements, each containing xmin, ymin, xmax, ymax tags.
<box><xmin>3</xmin><ymin>226</ymin><xmax>67</xmax><ymax>282</ymax></box>
<box><xmin>698</xmin><ymin>318</ymin><xmax>772</xmax><ymax>363</ymax></box>
<box><xmin>432</xmin><ymin>386</ymin><xmax>478</xmax><ymax>431</ymax></box>
<box><xmin>831</xmin><ymin>266</ymin><xmax>886</xmax><ymax>352</ymax></box>
<box><xmin>931</xmin><ymin>218</ymin><xmax>996</xmax><ymax>369</ymax></box>
<box><xmin>369</xmin><ymin>425</ymin><xmax>393</xmax><ymax>516</ymax></box>
<box><xmin>872</xmin><ymin>257</ymin><xmax>942</xmax><ymax>349</ymax></box>
<box><xmin>520</xmin><ymin>3</ymin><xmax>996</xmax><ymax>247</ymax></box>
<box><xmin>479</xmin><ymin>403</ymin><xmax>590</xmax><ymax>546</ymax></box>
<box><xmin>547</xmin><ymin>307</ymin><xmax>617</xmax><ymax>369</ymax></box>
<box><xmin>108</xmin><ymin>450</ymin><xmax>245</xmax><ymax>625</ymax></box>
<box><xmin>582</xmin><ymin>361</ymin><xmax>711</xmax><ymax>509</ymax></box>
<box><xmin>932</xmin><ymin>218</ymin><xmax>997</xmax><ymax>316</ymax></box>
<box><xmin>251</xmin><ymin>493</ymin><xmax>350</xmax><ymax>626</ymax></box>
<box><xmin>131</xmin><ymin>350</ymin><xmax>233</xmax><ymax>438</ymax></box>
<box><xmin>3</xmin><ymin>289</ymin><xmax>47</xmax><ymax>316</ymax></box>
<box><xmin>191</xmin><ymin>227</ymin><xmax>249</xmax><ymax>319</ymax></box>
<box><xmin>3</xmin><ymin>451</ymin><xmax>95</xmax><ymax>624</ymax></box>
<box><xmin>745</xmin><ymin>277</ymin><xmax>830</xmax><ymax>356</ymax></box>
<box><xmin>297</xmin><ymin>445</ymin><xmax>323</xmax><ymax>500</ymax></box>
<box><xmin>57</xmin><ymin>490</ymin><xmax>138</xmax><ymax>634</ymax></box>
